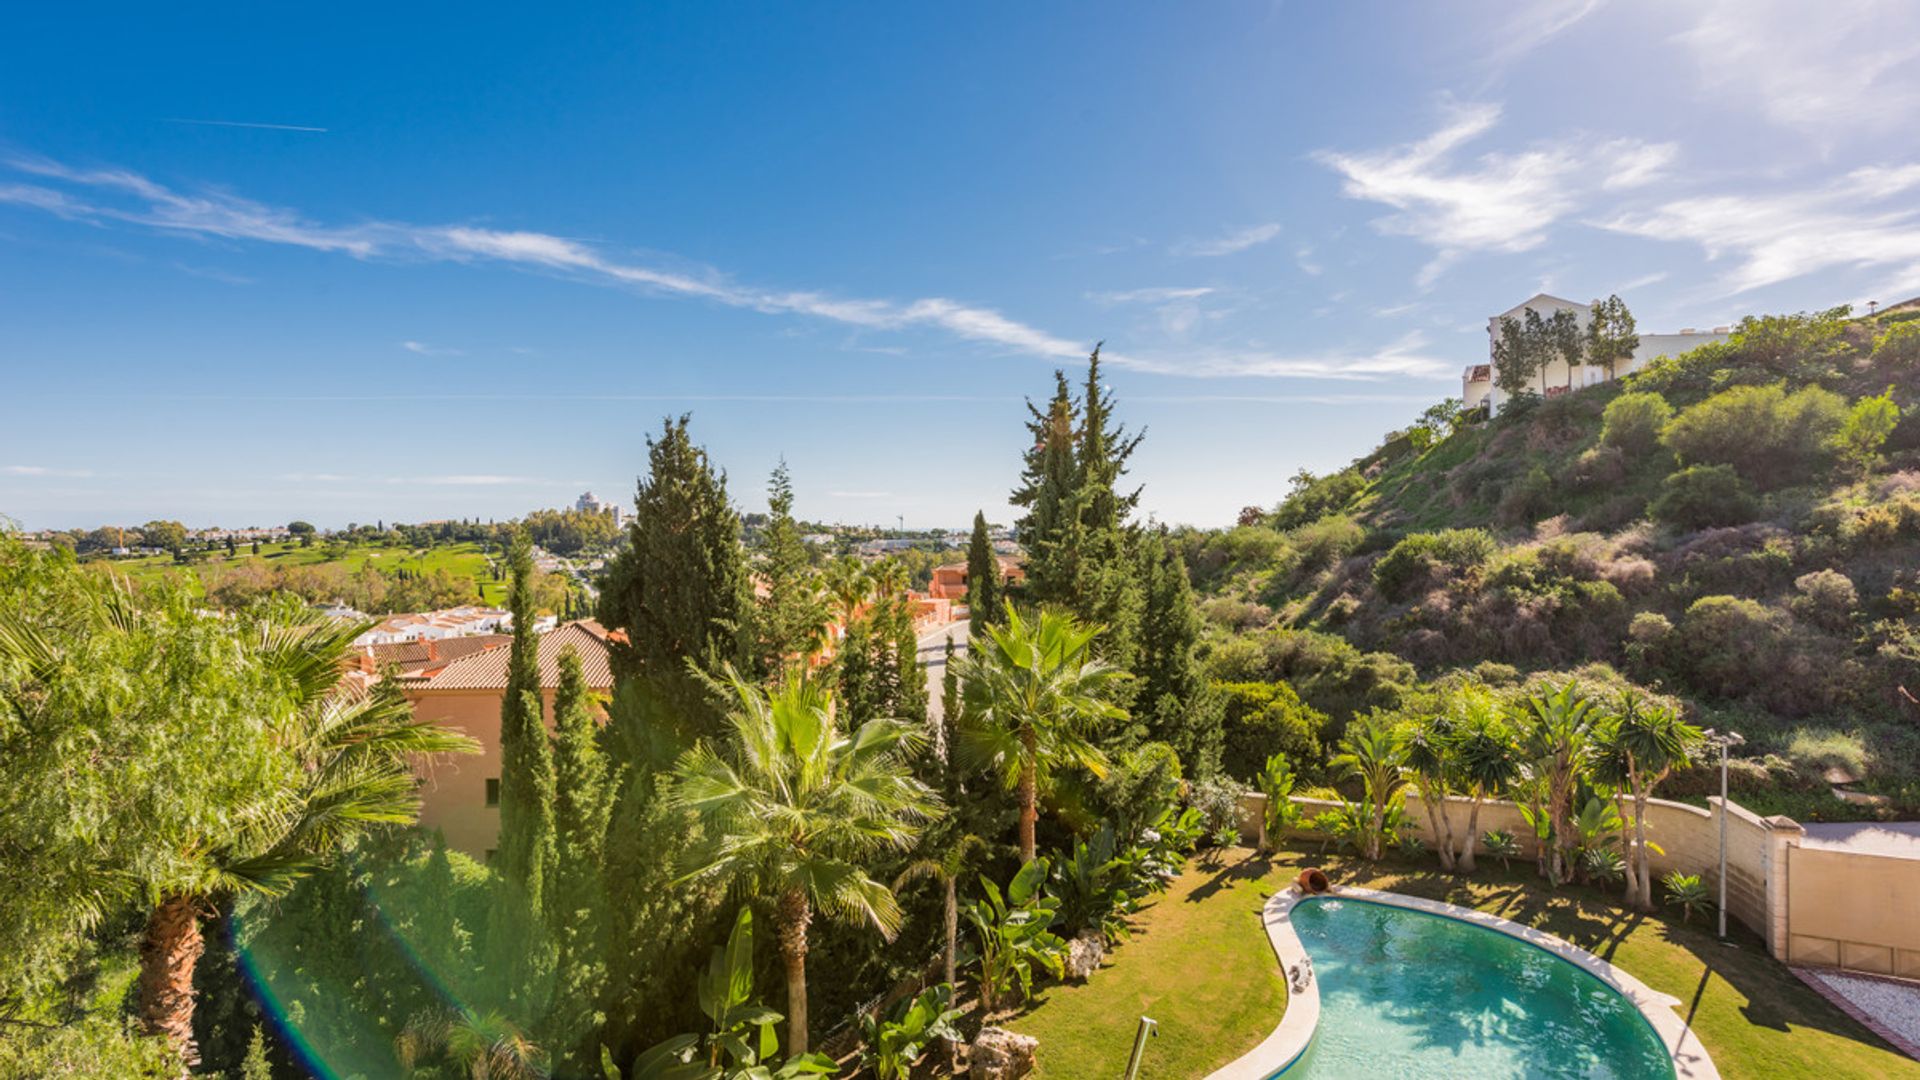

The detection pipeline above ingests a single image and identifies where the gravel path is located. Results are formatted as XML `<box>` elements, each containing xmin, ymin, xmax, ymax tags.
<box><xmin>1797</xmin><ymin>968</ymin><xmax>1920</xmax><ymax>1061</ymax></box>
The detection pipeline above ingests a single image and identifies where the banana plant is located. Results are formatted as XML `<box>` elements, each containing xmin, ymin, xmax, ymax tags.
<box><xmin>964</xmin><ymin>858</ymin><xmax>1065</xmax><ymax>1013</ymax></box>
<box><xmin>631</xmin><ymin>908</ymin><xmax>838</xmax><ymax>1080</ymax></box>
<box><xmin>858</xmin><ymin>984</ymin><xmax>964</xmax><ymax>1080</ymax></box>
<box><xmin>1050</xmin><ymin>824</ymin><xmax>1136</xmax><ymax>941</ymax></box>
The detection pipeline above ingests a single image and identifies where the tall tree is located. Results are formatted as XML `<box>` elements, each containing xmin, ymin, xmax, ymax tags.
<box><xmin>754</xmin><ymin>460</ymin><xmax>827</xmax><ymax>677</ymax></box>
<box><xmin>1448</xmin><ymin>691</ymin><xmax>1520</xmax><ymax>874</ymax></box>
<box><xmin>497</xmin><ymin>531</ymin><xmax>556</xmax><ymax>920</ymax></box>
<box><xmin>965</xmin><ymin>510</ymin><xmax>1001</xmax><ymax>635</ymax></box>
<box><xmin>1519</xmin><ymin>682</ymin><xmax>1599</xmax><ymax>887</ymax></box>
<box><xmin>959</xmin><ymin>606</ymin><xmax>1124</xmax><ymax>862</ymax></box>
<box><xmin>1491</xmin><ymin>315</ymin><xmax>1542</xmax><ymax>402</ymax></box>
<box><xmin>672</xmin><ymin>671</ymin><xmax>938</xmax><ymax>1054</ymax></box>
<box><xmin>1136</xmin><ymin>531</ymin><xmax>1215</xmax><ymax>774</ymax></box>
<box><xmin>1330</xmin><ymin>715</ymin><xmax>1406</xmax><ymax>861</ymax></box>
<box><xmin>1592</xmin><ymin>693</ymin><xmax>1699</xmax><ymax>910</ymax></box>
<box><xmin>546</xmin><ymin>647</ymin><xmax>612</xmax><ymax>1067</ymax></box>
<box><xmin>1069</xmin><ymin>348</ymin><xmax>1145</xmax><ymax>672</ymax></box>
<box><xmin>1397</xmin><ymin>703</ymin><xmax>1458</xmax><ymax>872</ymax></box>
<box><xmin>598</xmin><ymin>415</ymin><xmax>750</xmax><ymax>745</ymax></box>
<box><xmin>836</xmin><ymin>561</ymin><xmax>927</xmax><ymax>730</ymax></box>
<box><xmin>1011</xmin><ymin>371</ymin><xmax>1083</xmax><ymax>608</ymax></box>
<box><xmin>1548</xmin><ymin>307</ymin><xmax>1585</xmax><ymax>390</ymax></box>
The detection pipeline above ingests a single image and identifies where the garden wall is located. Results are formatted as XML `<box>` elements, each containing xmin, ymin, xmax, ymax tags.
<box><xmin>1787</xmin><ymin>846</ymin><xmax>1920</xmax><ymax>978</ymax></box>
<box><xmin>1239</xmin><ymin>791</ymin><xmax>1800</xmax><ymax>959</ymax></box>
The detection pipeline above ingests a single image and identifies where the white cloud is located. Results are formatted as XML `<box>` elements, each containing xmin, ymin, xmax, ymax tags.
<box><xmin>0</xmin><ymin>155</ymin><xmax>1436</xmax><ymax>381</ymax></box>
<box><xmin>3</xmin><ymin>465</ymin><xmax>93</xmax><ymax>478</ymax></box>
<box><xmin>1175</xmin><ymin>222</ymin><xmax>1282</xmax><ymax>257</ymax></box>
<box><xmin>1117</xmin><ymin>332</ymin><xmax>1454</xmax><ymax>380</ymax></box>
<box><xmin>161</xmin><ymin>118</ymin><xmax>329</xmax><ymax>133</ymax></box>
<box><xmin>1313</xmin><ymin>102</ymin><xmax>1675</xmax><ymax>284</ymax></box>
<box><xmin>402</xmin><ymin>340</ymin><xmax>463</xmax><ymax>356</ymax></box>
<box><xmin>1484</xmin><ymin>0</ymin><xmax>1607</xmax><ymax>66</ymax></box>
<box><xmin>1599</xmin><ymin>165</ymin><xmax>1920</xmax><ymax>295</ymax></box>
<box><xmin>1294</xmin><ymin>244</ymin><xmax>1323</xmax><ymax>276</ymax></box>
<box><xmin>1675</xmin><ymin>0</ymin><xmax>1920</xmax><ymax>140</ymax></box>
<box><xmin>1086</xmin><ymin>286</ymin><xmax>1216</xmax><ymax>305</ymax></box>
<box><xmin>1616</xmin><ymin>270</ymin><xmax>1670</xmax><ymax>292</ymax></box>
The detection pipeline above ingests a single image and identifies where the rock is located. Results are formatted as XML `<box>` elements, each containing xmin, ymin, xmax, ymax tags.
<box><xmin>1064</xmin><ymin>930</ymin><xmax>1105</xmax><ymax>980</ymax></box>
<box><xmin>970</xmin><ymin>1026</ymin><xmax>1039</xmax><ymax>1080</ymax></box>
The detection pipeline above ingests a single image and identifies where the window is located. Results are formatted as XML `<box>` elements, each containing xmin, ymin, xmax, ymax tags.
<box><xmin>485</xmin><ymin>777</ymin><xmax>501</xmax><ymax>806</ymax></box>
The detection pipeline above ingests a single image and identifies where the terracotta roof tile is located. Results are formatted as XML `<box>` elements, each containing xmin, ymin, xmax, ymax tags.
<box><xmin>403</xmin><ymin>621</ymin><xmax>613</xmax><ymax>691</ymax></box>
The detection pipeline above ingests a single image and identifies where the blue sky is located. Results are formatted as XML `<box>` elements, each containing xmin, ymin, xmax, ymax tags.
<box><xmin>5</xmin><ymin>1</ymin><xmax>1920</xmax><ymax>531</ymax></box>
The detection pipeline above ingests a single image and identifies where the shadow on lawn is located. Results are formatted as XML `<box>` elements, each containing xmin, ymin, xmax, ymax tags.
<box><xmin>1185</xmin><ymin>850</ymin><xmax>1275</xmax><ymax>904</ymax></box>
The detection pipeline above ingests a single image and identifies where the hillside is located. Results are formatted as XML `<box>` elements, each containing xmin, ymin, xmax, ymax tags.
<box><xmin>1182</xmin><ymin>303</ymin><xmax>1920</xmax><ymax>820</ymax></box>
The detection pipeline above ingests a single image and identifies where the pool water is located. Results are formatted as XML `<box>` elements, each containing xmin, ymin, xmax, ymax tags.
<box><xmin>1272</xmin><ymin>898</ymin><xmax>1674</xmax><ymax>1079</ymax></box>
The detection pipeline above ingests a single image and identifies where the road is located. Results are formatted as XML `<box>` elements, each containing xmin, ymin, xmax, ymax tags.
<box><xmin>918</xmin><ymin>617</ymin><xmax>970</xmax><ymax>724</ymax></box>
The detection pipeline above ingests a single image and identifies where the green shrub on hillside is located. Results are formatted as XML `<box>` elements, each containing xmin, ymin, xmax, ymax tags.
<box><xmin>1214</xmin><ymin>681</ymin><xmax>1327</xmax><ymax>782</ymax></box>
<box><xmin>1791</xmin><ymin>569</ymin><xmax>1858</xmax><ymax>632</ymax></box>
<box><xmin>1600</xmin><ymin>391</ymin><xmax>1674</xmax><ymax>455</ymax></box>
<box><xmin>1372</xmin><ymin>528</ymin><xmax>1497</xmax><ymax>601</ymax></box>
<box><xmin>1288</xmin><ymin>514</ymin><xmax>1366</xmax><ymax>573</ymax></box>
<box><xmin>1495</xmin><ymin>465</ymin><xmax>1555</xmax><ymax>527</ymax></box>
<box><xmin>1203</xmin><ymin>627</ymin><xmax>1414</xmax><ymax>730</ymax></box>
<box><xmin>1871</xmin><ymin>320</ymin><xmax>1920</xmax><ymax>365</ymax></box>
<box><xmin>1651</xmin><ymin>465</ymin><xmax>1758</xmax><ymax>529</ymax></box>
<box><xmin>1831</xmin><ymin>389</ymin><xmax>1901</xmax><ymax>473</ymax></box>
<box><xmin>1662</xmin><ymin>383</ymin><xmax>1848</xmax><ymax>486</ymax></box>
<box><xmin>1676</xmin><ymin>595</ymin><xmax>1788</xmax><ymax>698</ymax></box>
<box><xmin>1271</xmin><ymin>469</ymin><xmax>1366</xmax><ymax>529</ymax></box>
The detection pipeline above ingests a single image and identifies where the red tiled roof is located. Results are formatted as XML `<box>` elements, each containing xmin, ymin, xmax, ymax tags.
<box><xmin>402</xmin><ymin>621</ymin><xmax>614</xmax><ymax>691</ymax></box>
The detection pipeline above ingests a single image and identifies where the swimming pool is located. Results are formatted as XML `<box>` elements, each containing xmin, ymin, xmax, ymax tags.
<box><xmin>1270</xmin><ymin>897</ymin><xmax>1674</xmax><ymax>1079</ymax></box>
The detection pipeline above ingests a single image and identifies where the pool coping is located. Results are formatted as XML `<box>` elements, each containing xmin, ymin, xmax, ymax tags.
<box><xmin>1206</xmin><ymin>884</ymin><xmax>1721</xmax><ymax>1080</ymax></box>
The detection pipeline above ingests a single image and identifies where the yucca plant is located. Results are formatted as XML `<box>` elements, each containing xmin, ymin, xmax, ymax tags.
<box><xmin>1482</xmin><ymin>829</ymin><xmax>1522</xmax><ymax>873</ymax></box>
<box><xmin>1662</xmin><ymin>871</ymin><xmax>1713</xmax><ymax>924</ymax></box>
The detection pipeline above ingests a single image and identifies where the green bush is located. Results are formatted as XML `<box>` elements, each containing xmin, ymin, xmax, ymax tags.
<box><xmin>1676</xmin><ymin>595</ymin><xmax>1787</xmax><ymax>697</ymax></box>
<box><xmin>1494</xmin><ymin>465</ymin><xmax>1555</xmax><ymax>527</ymax></box>
<box><xmin>1371</xmin><ymin>528</ymin><xmax>1497</xmax><ymax>601</ymax></box>
<box><xmin>1651</xmin><ymin>465</ymin><xmax>1758</xmax><ymax>529</ymax></box>
<box><xmin>1271</xmin><ymin>469</ymin><xmax>1366</xmax><ymax>529</ymax></box>
<box><xmin>1871</xmin><ymin>320</ymin><xmax>1920</xmax><ymax>365</ymax></box>
<box><xmin>1791</xmin><ymin>569</ymin><xmax>1858</xmax><ymax>632</ymax></box>
<box><xmin>1215</xmin><ymin>681</ymin><xmax>1327</xmax><ymax>782</ymax></box>
<box><xmin>1662</xmin><ymin>383</ymin><xmax>1848</xmax><ymax>486</ymax></box>
<box><xmin>1600</xmin><ymin>391</ymin><xmax>1674</xmax><ymax>455</ymax></box>
<box><xmin>1831</xmin><ymin>389</ymin><xmax>1901</xmax><ymax>473</ymax></box>
<box><xmin>1287</xmin><ymin>514</ymin><xmax>1366</xmax><ymax>573</ymax></box>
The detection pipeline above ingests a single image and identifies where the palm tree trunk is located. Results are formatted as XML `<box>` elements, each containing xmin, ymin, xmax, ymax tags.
<box><xmin>139</xmin><ymin>892</ymin><xmax>205</xmax><ymax>1072</ymax></box>
<box><xmin>1634</xmin><ymin>791</ymin><xmax>1655</xmax><ymax>912</ymax></box>
<box><xmin>1368</xmin><ymin>783</ymin><xmax>1385</xmax><ymax>861</ymax></box>
<box><xmin>943</xmin><ymin>877</ymin><xmax>958</xmax><ymax>989</ymax></box>
<box><xmin>778</xmin><ymin>888</ymin><xmax>813</xmax><ymax>1055</ymax></box>
<box><xmin>1017</xmin><ymin>731</ymin><xmax>1038</xmax><ymax>863</ymax></box>
<box><xmin>1459</xmin><ymin>795</ymin><xmax>1482</xmax><ymax>873</ymax></box>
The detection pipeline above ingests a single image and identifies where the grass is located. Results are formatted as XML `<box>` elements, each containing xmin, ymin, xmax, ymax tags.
<box><xmin>1005</xmin><ymin>851</ymin><xmax>1286</xmax><ymax>1079</ymax></box>
<box><xmin>1005</xmin><ymin>845</ymin><xmax>1920</xmax><ymax>1080</ymax></box>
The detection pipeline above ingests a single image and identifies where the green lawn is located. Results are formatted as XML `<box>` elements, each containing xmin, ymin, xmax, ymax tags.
<box><xmin>1005</xmin><ymin>846</ymin><xmax>1920</xmax><ymax>1080</ymax></box>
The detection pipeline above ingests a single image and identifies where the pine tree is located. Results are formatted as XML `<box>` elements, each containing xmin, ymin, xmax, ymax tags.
<box><xmin>1069</xmin><ymin>347</ymin><xmax>1145</xmax><ymax>674</ymax></box>
<box><xmin>241</xmin><ymin>1024</ymin><xmax>271</xmax><ymax>1080</ymax></box>
<box><xmin>597</xmin><ymin>415</ymin><xmax>750</xmax><ymax>747</ymax></box>
<box><xmin>1011</xmin><ymin>371</ymin><xmax>1083</xmax><ymax>607</ymax></box>
<box><xmin>965</xmin><ymin>510</ymin><xmax>1000</xmax><ymax>634</ymax></box>
<box><xmin>546</xmin><ymin>645</ymin><xmax>612</xmax><ymax>1071</ymax></box>
<box><xmin>754</xmin><ymin>460</ymin><xmax>826</xmax><ymax>677</ymax></box>
<box><xmin>497</xmin><ymin>531</ymin><xmax>556</xmax><ymax>931</ymax></box>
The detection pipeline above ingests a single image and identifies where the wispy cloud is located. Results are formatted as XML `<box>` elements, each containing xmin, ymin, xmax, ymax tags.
<box><xmin>0</xmin><ymin>155</ymin><xmax>1437</xmax><ymax>381</ymax></box>
<box><xmin>1174</xmin><ymin>222</ymin><xmax>1283</xmax><ymax>257</ymax></box>
<box><xmin>1485</xmin><ymin>0</ymin><xmax>1607</xmax><ymax>67</ymax></box>
<box><xmin>1675</xmin><ymin>0</ymin><xmax>1920</xmax><ymax>141</ymax></box>
<box><xmin>3</xmin><ymin>465</ymin><xmax>93</xmax><ymax>478</ymax></box>
<box><xmin>1313</xmin><ymin>102</ymin><xmax>1675</xmax><ymax>286</ymax></box>
<box><xmin>1086</xmin><ymin>286</ymin><xmax>1216</xmax><ymax>305</ymax></box>
<box><xmin>1599</xmin><ymin>164</ymin><xmax>1920</xmax><ymax>295</ymax></box>
<box><xmin>402</xmin><ymin>340</ymin><xmax>464</xmax><ymax>356</ymax></box>
<box><xmin>161</xmin><ymin>118</ymin><xmax>329</xmax><ymax>133</ymax></box>
<box><xmin>1293</xmin><ymin>244</ymin><xmax>1324</xmax><ymax>276</ymax></box>
<box><xmin>1616</xmin><ymin>270</ymin><xmax>1670</xmax><ymax>292</ymax></box>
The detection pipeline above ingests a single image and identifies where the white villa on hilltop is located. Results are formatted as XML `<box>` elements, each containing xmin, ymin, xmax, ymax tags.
<box><xmin>1463</xmin><ymin>294</ymin><xmax>1731</xmax><ymax>414</ymax></box>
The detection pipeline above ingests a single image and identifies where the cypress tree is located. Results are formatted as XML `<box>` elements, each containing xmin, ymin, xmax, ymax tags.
<box><xmin>754</xmin><ymin>460</ymin><xmax>825</xmax><ymax>677</ymax></box>
<box><xmin>1138</xmin><ymin>531</ymin><xmax>1220</xmax><ymax>776</ymax></box>
<box><xmin>597</xmin><ymin>415</ymin><xmax>750</xmax><ymax>747</ymax></box>
<box><xmin>966</xmin><ymin>510</ymin><xmax>1001</xmax><ymax>633</ymax></box>
<box><xmin>547</xmin><ymin>645</ymin><xmax>612</xmax><ymax>1070</ymax></box>
<box><xmin>1011</xmin><ymin>371</ymin><xmax>1083</xmax><ymax>608</ymax></box>
<box><xmin>1070</xmin><ymin>347</ymin><xmax>1145</xmax><ymax>674</ymax></box>
<box><xmin>495</xmin><ymin>530</ymin><xmax>556</xmax><ymax>991</ymax></box>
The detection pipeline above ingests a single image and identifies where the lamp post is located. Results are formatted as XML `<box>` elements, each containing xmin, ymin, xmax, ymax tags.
<box><xmin>1702</xmin><ymin>728</ymin><xmax>1745</xmax><ymax>940</ymax></box>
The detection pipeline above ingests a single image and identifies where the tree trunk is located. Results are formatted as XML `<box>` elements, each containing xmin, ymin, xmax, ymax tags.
<box><xmin>778</xmin><ymin>888</ymin><xmax>813</xmax><ymax>1055</ymax></box>
<box><xmin>943</xmin><ymin>877</ymin><xmax>958</xmax><ymax>989</ymax></box>
<box><xmin>1369</xmin><ymin>790</ymin><xmax>1385</xmax><ymax>861</ymax></box>
<box><xmin>1433</xmin><ymin>791</ymin><xmax>1456</xmax><ymax>871</ymax></box>
<box><xmin>1616</xmin><ymin>792</ymin><xmax>1638</xmax><ymax>906</ymax></box>
<box><xmin>139</xmin><ymin>893</ymin><xmax>205</xmax><ymax>1072</ymax></box>
<box><xmin>1419</xmin><ymin>787</ymin><xmax>1453</xmax><ymax>871</ymax></box>
<box><xmin>1459</xmin><ymin>795</ymin><xmax>1482</xmax><ymax>873</ymax></box>
<box><xmin>1635</xmin><ymin>792</ymin><xmax>1655</xmax><ymax>912</ymax></box>
<box><xmin>1017</xmin><ymin>731</ymin><xmax>1038</xmax><ymax>863</ymax></box>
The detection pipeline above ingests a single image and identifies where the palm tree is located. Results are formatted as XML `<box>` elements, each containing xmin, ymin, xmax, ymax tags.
<box><xmin>0</xmin><ymin>596</ymin><xmax>480</xmax><ymax>1070</ymax></box>
<box><xmin>1593</xmin><ymin>692</ymin><xmax>1700</xmax><ymax>910</ymax></box>
<box><xmin>1518</xmin><ymin>682</ymin><xmax>1599</xmax><ymax>886</ymax></box>
<box><xmin>1449</xmin><ymin>696</ymin><xmax>1521</xmax><ymax>874</ymax></box>
<box><xmin>823</xmin><ymin>555</ymin><xmax>873</xmax><ymax>626</ymax></box>
<box><xmin>1397</xmin><ymin>708</ymin><xmax>1457</xmax><ymax>871</ymax></box>
<box><xmin>396</xmin><ymin>1007</ymin><xmax>547</xmax><ymax>1079</ymax></box>
<box><xmin>671</xmin><ymin>670</ymin><xmax>939</xmax><ymax>1055</ymax></box>
<box><xmin>894</xmin><ymin>832</ymin><xmax>990</xmax><ymax>991</ymax></box>
<box><xmin>1331</xmin><ymin>714</ymin><xmax>1407</xmax><ymax>861</ymax></box>
<box><xmin>959</xmin><ymin>605</ymin><xmax>1125</xmax><ymax>862</ymax></box>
